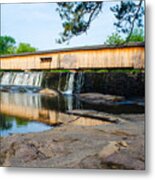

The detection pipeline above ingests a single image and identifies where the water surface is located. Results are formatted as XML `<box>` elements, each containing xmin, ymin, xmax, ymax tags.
<box><xmin>0</xmin><ymin>90</ymin><xmax>144</xmax><ymax>137</ymax></box>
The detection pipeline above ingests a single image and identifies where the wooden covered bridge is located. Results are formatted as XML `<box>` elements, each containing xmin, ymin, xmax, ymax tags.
<box><xmin>0</xmin><ymin>42</ymin><xmax>145</xmax><ymax>70</ymax></box>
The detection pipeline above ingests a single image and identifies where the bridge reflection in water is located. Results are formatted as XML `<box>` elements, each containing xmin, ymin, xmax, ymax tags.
<box><xmin>0</xmin><ymin>92</ymin><xmax>110</xmax><ymax>132</ymax></box>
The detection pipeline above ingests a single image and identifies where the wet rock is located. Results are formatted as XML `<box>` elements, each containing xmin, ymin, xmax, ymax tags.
<box><xmin>77</xmin><ymin>93</ymin><xmax>125</xmax><ymax>105</ymax></box>
<box><xmin>39</xmin><ymin>88</ymin><xmax>59</xmax><ymax>96</ymax></box>
<box><xmin>67</xmin><ymin>109</ymin><xmax>126</xmax><ymax>123</ymax></box>
<box><xmin>81</xmin><ymin>72</ymin><xmax>144</xmax><ymax>97</ymax></box>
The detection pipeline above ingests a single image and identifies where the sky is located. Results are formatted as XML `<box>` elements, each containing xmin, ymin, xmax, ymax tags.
<box><xmin>1</xmin><ymin>1</ymin><xmax>142</xmax><ymax>51</ymax></box>
<box><xmin>1</xmin><ymin>1</ymin><xmax>118</xmax><ymax>50</ymax></box>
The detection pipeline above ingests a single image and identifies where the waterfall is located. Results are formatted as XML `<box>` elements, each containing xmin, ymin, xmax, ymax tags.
<box><xmin>75</xmin><ymin>72</ymin><xmax>84</xmax><ymax>94</ymax></box>
<box><xmin>57</xmin><ymin>73</ymin><xmax>63</xmax><ymax>92</ymax></box>
<box><xmin>58</xmin><ymin>72</ymin><xmax>84</xmax><ymax>95</ymax></box>
<box><xmin>0</xmin><ymin>71</ymin><xmax>85</xmax><ymax>94</ymax></box>
<box><xmin>0</xmin><ymin>72</ymin><xmax>13</xmax><ymax>85</ymax></box>
<box><xmin>0</xmin><ymin>72</ymin><xmax>43</xmax><ymax>87</ymax></box>
<box><xmin>61</xmin><ymin>73</ymin><xmax>75</xmax><ymax>95</ymax></box>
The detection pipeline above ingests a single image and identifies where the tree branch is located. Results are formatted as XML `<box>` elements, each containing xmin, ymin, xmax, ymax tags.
<box><xmin>84</xmin><ymin>3</ymin><xmax>102</xmax><ymax>31</ymax></box>
<box><xmin>126</xmin><ymin>0</ymin><xmax>143</xmax><ymax>42</ymax></box>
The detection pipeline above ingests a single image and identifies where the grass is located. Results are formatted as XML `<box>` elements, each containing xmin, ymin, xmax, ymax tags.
<box><xmin>0</xmin><ymin>69</ymin><xmax>144</xmax><ymax>73</ymax></box>
<box><xmin>48</xmin><ymin>69</ymin><xmax>70</xmax><ymax>73</ymax></box>
<box><xmin>79</xmin><ymin>69</ymin><xmax>144</xmax><ymax>73</ymax></box>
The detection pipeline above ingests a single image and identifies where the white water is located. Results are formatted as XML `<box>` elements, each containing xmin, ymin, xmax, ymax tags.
<box><xmin>0</xmin><ymin>72</ymin><xmax>43</xmax><ymax>87</ymax></box>
<box><xmin>58</xmin><ymin>72</ymin><xmax>84</xmax><ymax>95</ymax></box>
<box><xmin>0</xmin><ymin>72</ymin><xmax>84</xmax><ymax>95</ymax></box>
<box><xmin>62</xmin><ymin>73</ymin><xmax>75</xmax><ymax>95</ymax></box>
<box><xmin>75</xmin><ymin>72</ymin><xmax>84</xmax><ymax>94</ymax></box>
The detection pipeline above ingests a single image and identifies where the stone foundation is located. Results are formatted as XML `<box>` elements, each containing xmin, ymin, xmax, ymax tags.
<box><xmin>42</xmin><ymin>72</ymin><xmax>144</xmax><ymax>97</ymax></box>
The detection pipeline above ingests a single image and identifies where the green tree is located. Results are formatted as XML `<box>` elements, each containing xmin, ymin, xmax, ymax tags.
<box><xmin>56</xmin><ymin>2</ymin><xmax>103</xmax><ymax>44</ymax></box>
<box><xmin>16</xmin><ymin>43</ymin><xmax>37</xmax><ymax>53</ymax></box>
<box><xmin>0</xmin><ymin>35</ymin><xmax>16</xmax><ymax>55</ymax></box>
<box><xmin>105</xmin><ymin>33</ymin><xmax>124</xmax><ymax>45</ymax></box>
<box><xmin>56</xmin><ymin>0</ymin><xmax>144</xmax><ymax>44</ymax></box>
<box><xmin>110</xmin><ymin>0</ymin><xmax>144</xmax><ymax>42</ymax></box>
<box><xmin>105</xmin><ymin>28</ymin><xmax>144</xmax><ymax>45</ymax></box>
<box><xmin>128</xmin><ymin>29</ymin><xmax>144</xmax><ymax>42</ymax></box>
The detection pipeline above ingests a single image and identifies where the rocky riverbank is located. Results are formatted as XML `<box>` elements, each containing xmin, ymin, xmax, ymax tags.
<box><xmin>0</xmin><ymin>112</ymin><xmax>145</xmax><ymax>170</ymax></box>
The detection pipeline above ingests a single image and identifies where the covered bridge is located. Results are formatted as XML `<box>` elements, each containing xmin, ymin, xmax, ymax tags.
<box><xmin>0</xmin><ymin>42</ymin><xmax>145</xmax><ymax>70</ymax></box>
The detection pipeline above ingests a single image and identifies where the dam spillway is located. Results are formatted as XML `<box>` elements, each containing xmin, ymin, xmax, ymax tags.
<box><xmin>0</xmin><ymin>72</ymin><xmax>43</xmax><ymax>87</ymax></box>
<box><xmin>0</xmin><ymin>72</ymin><xmax>83</xmax><ymax>95</ymax></box>
<box><xmin>0</xmin><ymin>71</ymin><xmax>144</xmax><ymax>97</ymax></box>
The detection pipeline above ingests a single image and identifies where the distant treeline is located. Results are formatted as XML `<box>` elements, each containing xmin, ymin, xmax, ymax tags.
<box><xmin>0</xmin><ymin>36</ymin><xmax>37</xmax><ymax>55</ymax></box>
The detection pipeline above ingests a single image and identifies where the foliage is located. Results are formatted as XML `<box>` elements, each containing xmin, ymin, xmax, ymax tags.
<box><xmin>0</xmin><ymin>36</ymin><xmax>16</xmax><ymax>55</ymax></box>
<box><xmin>82</xmin><ymin>69</ymin><xmax>143</xmax><ymax>73</ymax></box>
<box><xmin>110</xmin><ymin>0</ymin><xmax>144</xmax><ymax>42</ymax></box>
<box><xmin>105</xmin><ymin>28</ymin><xmax>144</xmax><ymax>45</ymax></box>
<box><xmin>0</xmin><ymin>36</ymin><xmax>37</xmax><ymax>55</ymax></box>
<box><xmin>128</xmin><ymin>29</ymin><xmax>144</xmax><ymax>42</ymax></box>
<box><xmin>16</xmin><ymin>43</ymin><xmax>37</xmax><ymax>53</ymax></box>
<box><xmin>49</xmin><ymin>69</ymin><xmax>70</xmax><ymax>73</ymax></box>
<box><xmin>105</xmin><ymin>33</ymin><xmax>124</xmax><ymax>45</ymax></box>
<box><xmin>56</xmin><ymin>2</ymin><xmax>103</xmax><ymax>43</ymax></box>
<box><xmin>45</xmin><ymin>69</ymin><xmax>143</xmax><ymax>73</ymax></box>
<box><xmin>56</xmin><ymin>0</ymin><xmax>144</xmax><ymax>44</ymax></box>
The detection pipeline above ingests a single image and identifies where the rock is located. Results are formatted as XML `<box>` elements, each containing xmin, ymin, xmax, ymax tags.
<box><xmin>39</xmin><ymin>88</ymin><xmax>59</xmax><ymax>96</ymax></box>
<box><xmin>118</xmin><ymin>141</ymin><xmax>128</xmax><ymax>148</ymax></box>
<box><xmin>98</xmin><ymin>141</ymin><xmax>128</xmax><ymax>159</ymax></box>
<box><xmin>67</xmin><ymin>109</ymin><xmax>126</xmax><ymax>123</ymax></box>
<box><xmin>98</xmin><ymin>141</ymin><xmax>120</xmax><ymax>159</ymax></box>
<box><xmin>77</xmin><ymin>93</ymin><xmax>125</xmax><ymax>105</ymax></box>
<box><xmin>0</xmin><ymin>113</ymin><xmax>145</xmax><ymax>169</ymax></box>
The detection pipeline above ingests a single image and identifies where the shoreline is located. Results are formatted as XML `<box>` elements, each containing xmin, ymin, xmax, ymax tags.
<box><xmin>0</xmin><ymin>113</ymin><xmax>145</xmax><ymax>170</ymax></box>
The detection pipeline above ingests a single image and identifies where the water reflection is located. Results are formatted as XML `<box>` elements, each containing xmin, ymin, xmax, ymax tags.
<box><xmin>0</xmin><ymin>91</ymin><xmax>144</xmax><ymax>136</ymax></box>
<box><xmin>0</xmin><ymin>114</ymin><xmax>52</xmax><ymax>137</ymax></box>
<box><xmin>0</xmin><ymin>92</ymin><xmax>64</xmax><ymax>126</ymax></box>
<box><xmin>0</xmin><ymin>115</ymin><xmax>12</xmax><ymax>130</ymax></box>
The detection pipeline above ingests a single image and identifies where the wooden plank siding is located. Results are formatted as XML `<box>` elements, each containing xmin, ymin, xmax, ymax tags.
<box><xmin>0</xmin><ymin>43</ymin><xmax>145</xmax><ymax>70</ymax></box>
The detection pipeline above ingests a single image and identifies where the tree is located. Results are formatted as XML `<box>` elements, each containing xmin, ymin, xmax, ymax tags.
<box><xmin>105</xmin><ymin>33</ymin><xmax>124</xmax><ymax>45</ymax></box>
<box><xmin>56</xmin><ymin>0</ymin><xmax>144</xmax><ymax>44</ymax></box>
<box><xmin>0</xmin><ymin>36</ymin><xmax>37</xmax><ymax>55</ymax></box>
<box><xmin>128</xmin><ymin>28</ymin><xmax>144</xmax><ymax>42</ymax></box>
<box><xmin>0</xmin><ymin>36</ymin><xmax>16</xmax><ymax>55</ymax></box>
<box><xmin>56</xmin><ymin>2</ymin><xmax>103</xmax><ymax>44</ymax></box>
<box><xmin>16</xmin><ymin>43</ymin><xmax>37</xmax><ymax>53</ymax></box>
<box><xmin>110</xmin><ymin>0</ymin><xmax>144</xmax><ymax>42</ymax></box>
<box><xmin>105</xmin><ymin>28</ymin><xmax>144</xmax><ymax>45</ymax></box>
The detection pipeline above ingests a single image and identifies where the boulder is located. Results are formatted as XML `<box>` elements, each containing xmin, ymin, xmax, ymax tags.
<box><xmin>67</xmin><ymin>109</ymin><xmax>126</xmax><ymax>123</ymax></box>
<box><xmin>39</xmin><ymin>88</ymin><xmax>59</xmax><ymax>96</ymax></box>
<box><xmin>77</xmin><ymin>93</ymin><xmax>125</xmax><ymax>105</ymax></box>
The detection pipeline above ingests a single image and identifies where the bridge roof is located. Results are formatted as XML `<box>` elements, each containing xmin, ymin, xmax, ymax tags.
<box><xmin>0</xmin><ymin>42</ymin><xmax>145</xmax><ymax>58</ymax></box>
